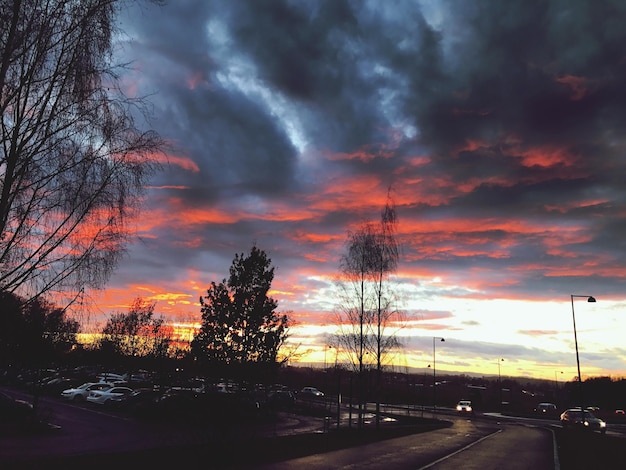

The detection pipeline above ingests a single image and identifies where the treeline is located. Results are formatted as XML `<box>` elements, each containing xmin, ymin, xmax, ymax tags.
<box><xmin>0</xmin><ymin>246</ymin><xmax>291</xmax><ymax>385</ymax></box>
<box><xmin>0</xmin><ymin>291</ymin><xmax>79</xmax><ymax>368</ymax></box>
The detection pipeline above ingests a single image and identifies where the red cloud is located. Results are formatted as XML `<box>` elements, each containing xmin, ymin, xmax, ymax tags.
<box><xmin>151</xmin><ymin>153</ymin><xmax>200</xmax><ymax>172</ymax></box>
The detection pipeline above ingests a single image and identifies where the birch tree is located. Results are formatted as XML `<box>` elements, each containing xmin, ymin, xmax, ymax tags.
<box><xmin>334</xmin><ymin>192</ymin><xmax>402</xmax><ymax>428</ymax></box>
<box><xmin>371</xmin><ymin>192</ymin><xmax>400</xmax><ymax>428</ymax></box>
<box><xmin>0</xmin><ymin>0</ymin><xmax>163</xmax><ymax>303</ymax></box>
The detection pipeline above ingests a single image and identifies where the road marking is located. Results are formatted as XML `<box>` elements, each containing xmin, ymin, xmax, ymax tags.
<box><xmin>415</xmin><ymin>429</ymin><xmax>502</xmax><ymax>470</ymax></box>
<box><xmin>550</xmin><ymin>428</ymin><xmax>560</xmax><ymax>470</ymax></box>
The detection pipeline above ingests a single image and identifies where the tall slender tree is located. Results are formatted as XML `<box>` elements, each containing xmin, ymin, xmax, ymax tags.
<box><xmin>336</xmin><ymin>222</ymin><xmax>377</xmax><ymax>428</ymax></box>
<box><xmin>335</xmin><ymin>191</ymin><xmax>402</xmax><ymax>429</ymax></box>
<box><xmin>0</xmin><ymin>0</ymin><xmax>163</xmax><ymax>304</ymax></box>
<box><xmin>372</xmin><ymin>190</ymin><xmax>400</xmax><ymax>428</ymax></box>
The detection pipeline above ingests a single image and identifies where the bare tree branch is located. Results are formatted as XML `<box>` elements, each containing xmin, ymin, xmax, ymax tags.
<box><xmin>0</xmin><ymin>0</ymin><xmax>164</xmax><ymax>303</ymax></box>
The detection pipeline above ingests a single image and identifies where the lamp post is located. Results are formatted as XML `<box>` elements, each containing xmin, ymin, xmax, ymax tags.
<box><xmin>498</xmin><ymin>358</ymin><xmax>504</xmax><ymax>412</ymax></box>
<box><xmin>554</xmin><ymin>370</ymin><xmax>562</xmax><ymax>390</ymax></box>
<box><xmin>433</xmin><ymin>337</ymin><xmax>445</xmax><ymax>413</ymax></box>
<box><xmin>570</xmin><ymin>294</ymin><xmax>596</xmax><ymax>411</ymax></box>
<box><xmin>324</xmin><ymin>345</ymin><xmax>332</xmax><ymax>371</ymax></box>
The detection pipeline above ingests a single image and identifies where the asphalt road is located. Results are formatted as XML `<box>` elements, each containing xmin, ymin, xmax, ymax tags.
<box><xmin>3</xmin><ymin>389</ymin><xmax>624</xmax><ymax>469</ymax></box>
<box><xmin>254</xmin><ymin>419</ymin><xmax>555</xmax><ymax>470</ymax></box>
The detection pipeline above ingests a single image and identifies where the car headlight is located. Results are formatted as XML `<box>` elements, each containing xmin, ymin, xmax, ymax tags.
<box><xmin>584</xmin><ymin>421</ymin><xmax>590</xmax><ymax>426</ymax></box>
<box><xmin>467</xmin><ymin>406</ymin><xmax>472</xmax><ymax>411</ymax></box>
<box><xmin>456</xmin><ymin>405</ymin><xmax>461</xmax><ymax>411</ymax></box>
<box><xmin>600</xmin><ymin>421</ymin><xmax>606</xmax><ymax>428</ymax></box>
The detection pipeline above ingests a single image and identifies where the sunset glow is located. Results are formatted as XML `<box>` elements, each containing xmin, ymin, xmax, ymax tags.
<box><xmin>72</xmin><ymin>1</ymin><xmax>626</xmax><ymax>381</ymax></box>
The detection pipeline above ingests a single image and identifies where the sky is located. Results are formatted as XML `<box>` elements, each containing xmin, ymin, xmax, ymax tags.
<box><xmin>84</xmin><ymin>0</ymin><xmax>626</xmax><ymax>381</ymax></box>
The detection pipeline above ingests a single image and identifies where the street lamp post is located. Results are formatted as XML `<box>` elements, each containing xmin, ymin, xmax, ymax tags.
<box><xmin>570</xmin><ymin>294</ymin><xmax>596</xmax><ymax>411</ymax></box>
<box><xmin>433</xmin><ymin>337</ymin><xmax>445</xmax><ymax>413</ymax></box>
<box><xmin>554</xmin><ymin>370</ymin><xmax>562</xmax><ymax>390</ymax></box>
<box><xmin>498</xmin><ymin>358</ymin><xmax>504</xmax><ymax>412</ymax></box>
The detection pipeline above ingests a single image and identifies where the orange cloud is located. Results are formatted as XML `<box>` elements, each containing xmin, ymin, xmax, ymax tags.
<box><xmin>512</xmin><ymin>146</ymin><xmax>572</xmax><ymax>168</ymax></box>
<box><xmin>288</xmin><ymin>230</ymin><xmax>342</xmax><ymax>244</ymax></box>
<box><xmin>518</xmin><ymin>329</ymin><xmax>559</xmax><ymax>336</ymax></box>
<box><xmin>459</xmin><ymin>136</ymin><xmax>575</xmax><ymax>170</ymax></box>
<box><xmin>187</xmin><ymin>71</ymin><xmax>210</xmax><ymax>90</ymax></box>
<box><xmin>151</xmin><ymin>153</ymin><xmax>200</xmax><ymax>172</ymax></box>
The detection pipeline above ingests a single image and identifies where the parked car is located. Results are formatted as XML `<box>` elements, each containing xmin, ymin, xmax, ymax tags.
<box><xmin>41</xmin><ymin>377</ymin><xmax>76</xmax><ymax>395</ymax></box>
<box><xmin>560</xmin><ymin>408</ymin><xmax>607</xmax><ymax>434</ymax></box>
<box><xmin>96</xmin><ymin>373</ymin><xmax>126</xmax><ymax>383</ymax></box>
<box><xmin>268</xmin><ymin>390</ymin><xmax>296</xmax><ymax>409</ymax></box>
<box><xmin>111</xmin><ymin>388</ymin><xmax>162</xmax><ymax>414</ymax></box>
<box><xmin>61</xmin><ymin>382</ymin><xmax>113</xmax><ymax>401</ymax></box>
<box><xmin>86</xmin><ymin>386</ymin><xmax>134</xmax><ymax>406</ymax></box>
<box><xmin>299</xmin><ymin>387</ymin><xmax>324</xmax><ymax>398</ymax></box>
<box><xmin>456</xmin><ymin>400</ymin><xmax>473</xmax><ymax>414</ymax></box>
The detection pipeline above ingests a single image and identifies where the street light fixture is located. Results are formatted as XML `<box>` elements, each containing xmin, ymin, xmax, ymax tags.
<box><xmin>570</xmin><ymin>294</ymin><xmax>596</xmax><ymax>411</ymax></box>
<box><xmin>433</xmin><ymin>337</ymin><xmax>445</xmax><ymax>412</ymax></box>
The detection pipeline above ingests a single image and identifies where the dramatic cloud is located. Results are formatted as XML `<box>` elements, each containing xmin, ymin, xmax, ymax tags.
<box><xmin>86</xmin><ymin>0</ymin><xmax>626</xmax><ymax>379</ymax></box>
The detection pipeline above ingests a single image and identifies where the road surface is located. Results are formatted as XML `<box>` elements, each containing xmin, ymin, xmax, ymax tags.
<box><xmin>255</xmin><ymin>419</ymin><xmax>557</xmax><ymax>470</ymax></box>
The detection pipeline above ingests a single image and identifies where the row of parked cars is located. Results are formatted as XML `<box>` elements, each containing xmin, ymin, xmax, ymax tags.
<box><xmin>1</xmin><ymin>366</ymin><xmax>330</xmax><ymax>427</ymax></box>
<box><xmin>61</xmin><ymin>382</ymin><xmax>135</xmax><ymax>406</ymax></box>
<box><xmin>53</xmin><ymin>372</ymin><xmax>329</xmax><ymax>425</ymax></box>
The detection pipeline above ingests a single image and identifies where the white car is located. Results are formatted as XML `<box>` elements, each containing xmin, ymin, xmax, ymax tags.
<box><xmin>60</xmin><ymin>382</ymin><xmax>113</xmax><ymax>401</ymax></box>
<box><xmin>96</xmin><ymin>373</ymin><xmax>126</xmax><ymax>383</ymax></box>
<box><xmin>456</xmin><ymin>400</ymin><xmax>473</xmax><ymax>413</ymax></box>
<box><xmin>86</xmin><ymin>386</ymin><xmax>134</xmax><ymax>406</ymax></box>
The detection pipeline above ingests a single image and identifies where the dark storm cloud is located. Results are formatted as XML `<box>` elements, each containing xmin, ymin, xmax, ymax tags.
<box><xmin>104</xmin><ymin>0</ymin><xmax>626</xmax><ymax>375</ymax></box>
<box><xmin>413</xmin><ymin>0</ymin><xmax>626</xmax><ymax>148</ymax></box>
<box><xmin>120</xmin><ymin>1</ymin><xmax>300</xmax><ymax>202</ymax></box>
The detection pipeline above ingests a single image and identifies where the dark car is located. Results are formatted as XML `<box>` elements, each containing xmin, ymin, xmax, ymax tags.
<box><xmin>113</xmin><ymin>388</ymin><xmax>163</xmax><ymax>416</ymax></box>
<box><xmin>299</xmin><ymin>387</ymin><xmax>324</xmax><ymax>399</ymax></box>
<box><xmin>535</xmin><ymin>402</ymin><xmax>557</xmax><ymax>414</ymax></box>
<box><xmin>268</xmin><ymin>390</ymin><xmax>296</xmax><ymax>409</ymax></box>
<box><xmin>560</xmin><ymin>408</ymin><xmax>606</xmax><ymax>434</ymax></box>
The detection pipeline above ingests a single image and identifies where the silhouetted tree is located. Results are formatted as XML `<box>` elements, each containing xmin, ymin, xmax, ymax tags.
<box><xmin>335</xmin><ymin>222</ymin><xmax>377</xmax><ymax>428</ymax></box>
<box><xmin>371</xmin><ymin>190</ymin><xmax>401</xmax><ymax>428</ymax></box>
<box><xmin>334</xmin><ymin>191</ymin><xmax>402</xmax><ymax>428</ymax></box>
<box><xmin>0</xmin><ymin>291</ymin><xmax>79</xmax><ymax>368</ymax></box>
<box><xmin>98</xmin><ymin>298</ymin><xmax>172</xmax><ymax>361</ymax></box>
<box><xmin>191</xmin><ymin>245</ymin><xmax>290</xmax><ymax>380</ymax></box>
<box><xmin>0</xmin><ymin>0</ymin><xmax>164</xmax><ymax>303</ymax></box>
